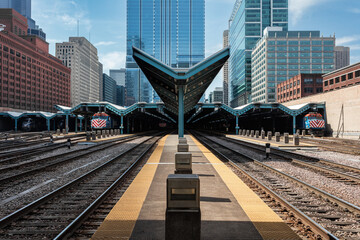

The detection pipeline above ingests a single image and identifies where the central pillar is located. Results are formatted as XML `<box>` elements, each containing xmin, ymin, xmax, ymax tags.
<box><xmin>178</xmin><ymin>85</ymin><xmax>184</xmax><ymax>138</ymax></box>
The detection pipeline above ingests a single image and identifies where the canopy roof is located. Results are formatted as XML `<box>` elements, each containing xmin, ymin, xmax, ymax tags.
<box><xmin>132</xmin><ymin>47</ymin><xmax>230</xmax><ymax>114</ymax></box>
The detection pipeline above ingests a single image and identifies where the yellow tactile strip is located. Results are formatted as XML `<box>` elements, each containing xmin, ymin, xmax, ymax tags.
<box><xmin>91</xmin><ymin>135</ymin><xmax>168</xmax><ymax>240</ymax></box>
<box><xmin>190</xmin><ymin>135</ymin><xmax>300</xmax><ymax>240</ymax></box>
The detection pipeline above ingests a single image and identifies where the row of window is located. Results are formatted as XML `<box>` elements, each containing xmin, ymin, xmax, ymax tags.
<box><xmin>324</xmin><ymin>70</ymin><xmax>360</xmax><ymax>86</ymax></box>
<box><xmin>268</xmin><ymin>40</ymin><xmax>334</xmax><ymax>46</ymax></box>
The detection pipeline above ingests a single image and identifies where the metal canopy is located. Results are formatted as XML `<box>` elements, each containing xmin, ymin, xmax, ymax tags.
<box><xmin>132</xmin><ymin>47</ymin><xmax>230</xmax><ymax>115</ymax></box>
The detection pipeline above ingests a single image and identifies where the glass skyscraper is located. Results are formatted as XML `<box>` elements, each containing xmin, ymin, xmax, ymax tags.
<box><xmin>229</xmin><ymin>0</ymin><xmax>288</xmax><ymax>107</ymax></box>
<box><xmin>126</xmin><ymin>0</ymin><xmax>205</xmax><ymax>105</ymax></box>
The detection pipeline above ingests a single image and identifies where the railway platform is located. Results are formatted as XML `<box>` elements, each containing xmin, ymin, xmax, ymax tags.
<box><xmin>91</xmin><ymin>134</ymin><xmax>300</xmax><ymax>239</ymax></box>
<box><xmin>227</xmin><ymin>134</ymin><xmax>318</xmax><ymax>150</ymax></box>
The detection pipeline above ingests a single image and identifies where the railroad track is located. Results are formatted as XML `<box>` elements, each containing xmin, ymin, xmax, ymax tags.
<box><xmin>211</xmin><ymin>133</ymin><xmax>360</xmax><ymax>186</ymax></box>
<box><xmin>0</xmin><ymin>133</ymin><xmax>165</xmax><ymax>239</ymax></box>
<box><xmin>0</xmin><ymin>133</ymin><xmax>86</xmax><ymax>153</ymax></box>
<box><xmin>193</xmin><ymin>132</ymin><xmax>360</xmax><ymax>240</ymax></box>
<box><xmin>301</xmin><ymin>138</ymin><xmax>360</xmax><ymax>155</ymax></box>
<box><xmin>0</xmin><ymin>134</ymin><xmax>143</xmax><ymax>185</ymax></box>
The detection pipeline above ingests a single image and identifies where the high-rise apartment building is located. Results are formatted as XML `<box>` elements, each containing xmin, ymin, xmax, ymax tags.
<box><xmin>334</xmin><ymin>46</ymin><xmax>350</xmax><ymax>70</ymax></box>
<box><xmin>126</xmin><ymin>0</ymin><xmax>205</xmax><ymax>105</ymax></box>
<box><xmin>0</xmin><ymin>0</ymin><xmax>46</xmax><ymax>40</ymax></box>
<box><xmin>110</xmin><ymin>68</ymin><xmax>125</xmax><ymax>86</ymax></box>
<box><xmin>0</xmin><ymin>9</ymin><xmax>70</xmax><ymax>112</ymax></box>
<box><xmin>223</xmin><ymin>30</ymin><xmax>229</xmax><ymax>105</ymax></box>
<box><xmin>229</xmin><ymin>0</ymin><xmax>288</xmax><ymax>107</ymax></box>
<box><xmin>56</xmin><ymin>37</ymin><xmax>101</xmax><ymax>106</ymax></box>
<box><xmin>251</xmin><ymin>27</ymin><xmax>335</xmax><ymax>103</ymax></box>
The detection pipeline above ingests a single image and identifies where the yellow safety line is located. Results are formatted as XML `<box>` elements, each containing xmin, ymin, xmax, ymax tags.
<box><xmin>190</xmin><ymin>135</ymin><xmax>300</xmax><ymax>240</ymax></box>
<box><xmin>91</xmin><ymin>135</ymin><xmax>168</xmax><ymax>240</ymax></box>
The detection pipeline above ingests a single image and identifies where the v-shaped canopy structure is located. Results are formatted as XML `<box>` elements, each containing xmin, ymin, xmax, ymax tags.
<box><xmin>132</xmin><ymin>47</ymin><xmax>230</xmax><ymax>115</ymax></box>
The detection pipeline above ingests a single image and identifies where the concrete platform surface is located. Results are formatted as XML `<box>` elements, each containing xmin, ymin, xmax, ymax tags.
<box><xmin>227</xmin><ymin>134</ymin><xmax>318</xmax><ymax>150</ymax></box>
<box><xmin>92</xmin><ymin>134</ymin><xmax>300</xmax><ymax>240</ymax></box>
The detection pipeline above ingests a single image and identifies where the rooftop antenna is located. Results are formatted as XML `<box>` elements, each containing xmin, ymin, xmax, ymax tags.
<box><xmin>77</xmin><ymin>20</ymin><xmax>79</xmax><ymax>37</ymax></box>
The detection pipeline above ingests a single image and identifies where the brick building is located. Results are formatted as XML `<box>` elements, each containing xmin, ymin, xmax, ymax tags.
<box><xmin>277</xmin><ymin>74</ymin><xmax>323</xmax><ymax>103</ymax></box>
<box><xmin>323</xmin><ymin>62</ymin><xmax>360</xmax><ymax>92</ymax></box>
<box><xmin>0</xmin><ymin>9</ymin><xmax>71</xmax><ymax>112</ymax></box>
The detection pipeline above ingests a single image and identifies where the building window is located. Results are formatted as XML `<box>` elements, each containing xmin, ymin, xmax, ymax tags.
<box><xmin>304</xmin><ymin>78</ymin><xmax>313</xmax><ymax>84</ymax></box>
<box><xmin>355</xmin><ymin>70</ymin><xmax>360</xmax><ymax>78</ymax></box>
<box><xmin>348</xmin><ymin>72</ymin><xmax>353</xmax><ymax>79</ymax></box>
<box><xmin>304</xmin><ymin>88</ymin><xmax>313</xmax><ymax>93</ymax></box>
<box><xmin>335</xmin><ymin>77</ymin><xmax>340</xmax><ymax>83</ymax></box>
<box><xmin>297</xmin><ymin>89</ymin><xmax>300</xmax><ymax>94</ymax></box>
<box><xmin>329</xmin><ymin>79</ymin><xmax>334</xmax><ymax>85</ymax></box>
<box><xmin>341</xmin><ymin>75</ymin><xmax>346</xmax><ymax>82</ymax></box>
<box><xmin>316</xmin><ymin>88</ymin><xmax>323</xmax><ymax>93</ymax></box>
<box><xmin>316</xmin><ymin>78</ymin><xmax>323</xmax><ymax>83</ymax></box>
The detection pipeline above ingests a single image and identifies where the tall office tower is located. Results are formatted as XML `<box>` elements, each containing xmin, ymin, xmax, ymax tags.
<box><xmin>56</xmin><ymin>37</ymin><xmax>101</xmax><ymax>106</ymax></box>
<box><xmin>110</xmin><ymin>68</ymin><xmax>126</xmax><ymax>86</ymax></box>
<box><xmin>126</xmin><ymin>0</ymin><xmax>205</xmax><ymax>105</ymax></box>
<box><xmin>223</xmin><ymin>30</ymin><xmax>229</xmax><ymax>105</ymax></box>
<box><xmin>103</xmin><ymin>74</ymin><xmax>117</xmax><ymax>104</ymax></box>
<box><xmin>251</xmin><ymin>27</ymin><xmax>335</xmax><ymax>103</ymax></box>
<box><xmin>211</xmin><ymin>87</ymin><xmax>224</xmax><ymax>103</ymax></box>
<box><xmin>334</xmin><ymin>46</ymin><xmax>350</xmax><ymax>70</ymax></box>
<box><xmin>229</xmin><ymin>0</ymin><xmax>288</xmax><ymax>107</ymax></box>
<box><xmin>0</xmin><ymin>0</ymin><xmax>46</xmax><ymax>40</ymax></box>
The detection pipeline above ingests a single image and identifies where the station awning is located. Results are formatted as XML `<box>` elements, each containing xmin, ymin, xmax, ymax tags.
<box><xmin>132</xmin><ymin>47</ymin><xmax>230</xmax><ymax>115</ymax></box>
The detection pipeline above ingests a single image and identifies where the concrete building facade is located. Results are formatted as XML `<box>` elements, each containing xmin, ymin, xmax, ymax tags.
<box><xmin>251</xmin><ymin>27</ymin><xmax>335</xmax><ymax>103</ymax></box>
<box><xmin>56</xmin><ymin>37</ymin><xmax>101</xmax><ymax>107</ymax></box>
<box><xmin>334</xmin><ymin>46</ymin><xmax>350</xmax><ymax>70</ymax></box>
<box><xmin>283</xmin><ymin>84</ymin><xmax>360</xmax><ymax>138</ymax></box>
<box><xmin>277</xmin><ymin>74</ymin><xmax>323</xmax><ymax>103</ymax></box>
<box><xmin>0</xmin><ymin>10</ymin><xmax>71</xmax><ymax>112</ymax></box>
<box><xmin>323</xmin><ymin>62</ymin><xmax>360</xmax><ymax>92</ymax></box>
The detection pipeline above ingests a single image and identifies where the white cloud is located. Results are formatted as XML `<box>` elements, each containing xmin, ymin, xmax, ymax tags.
<box><xmin>336</xmin><ymin>35</ymin><xmax>360</xmax><ymax>45</ymax></box>
<box><xmin>94</xmin><ymin>41</ymin><xmax>117</xmax><ymax>47</ymax></box>
<box><xmin>99</xmin><ymin>51</ymin><xmax>126</xmax><ymax>74</ymax></box>
<box><xmin>32</xmin><ymin>0</ymin><xmax>92</xmax><ymax>33</ymax></box>
<box><xmin>289</xmin><ymin>0</ymin><xmax>330</xmax><ymax>25</ymax></box>
<box><xmin>348</xmin><ymin>45</ymin><xmax>360</xmax><ymax>51</ymax></box>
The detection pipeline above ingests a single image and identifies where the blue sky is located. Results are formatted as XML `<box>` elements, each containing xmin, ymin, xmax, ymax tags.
<box><xmin>32</xmin><ymin>0</ymin><xmax>360</xmax><ymax>96</ymax></box>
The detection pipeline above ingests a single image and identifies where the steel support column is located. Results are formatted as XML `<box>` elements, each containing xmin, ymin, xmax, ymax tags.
<box><xmin>293</xmin><ymin>115</ymin><xmax>296</xmax><ymax>135</ymax></box>
<box><xmin>14</xmin><ymin>118</ymin><xmax>18</xmax><ymax>132</ymax></box>
<box><xmin>75</xmin><ymin>117</ymin><xmax>78</xmax><ymax>133</ymax></box>
<box><xmin>80</xmin><ymin>119</ymin><xmax>82</xmax><ymax>131</ymax></box>
<box><xmin>47</xmin><ymin>119</ymin><xmax>50</xmax><ymax>131</ymax></box>
<box><xmin>178</xmin><ymin>86</ymin><xmax>184</xmax><ymax>138</ymax></box>
<box><xmin>235</xmin><ymin>114</ymin><xmax>239</xmax><ymax>135</ymax></box>
<box><xmin>66</xmin><ymin>114</ymin><xmax>69</xmax><ymax>134</ymax></box>
<box><xmin>120</xmin><ymin>115</ymin><xmax>124</xmax><ymax>134</ymax></box>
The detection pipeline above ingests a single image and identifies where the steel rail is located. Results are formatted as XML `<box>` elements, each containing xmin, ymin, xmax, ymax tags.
<box><xmin>192</xmin><ymin>132</ymin><xmax>338</xmax><ymax>240</ymax></box>
<box><xmin>0</xmin><ymin>133</ymin><xmax>163</xmax><ymax>229</ymax></box>
<box><xmin>53</xmin><ymin>134</ymin><xmax>161</xmax><ymax>240</ymax></box>
<box><xmin>222</xmin><ymin>134</ymin><xmax>360</xmax><ymax>182</ymax></box>
<box><xmin>0</xmin><ymin>135</ymin><xmax>142</xmax><ymax>185</ymax></box>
